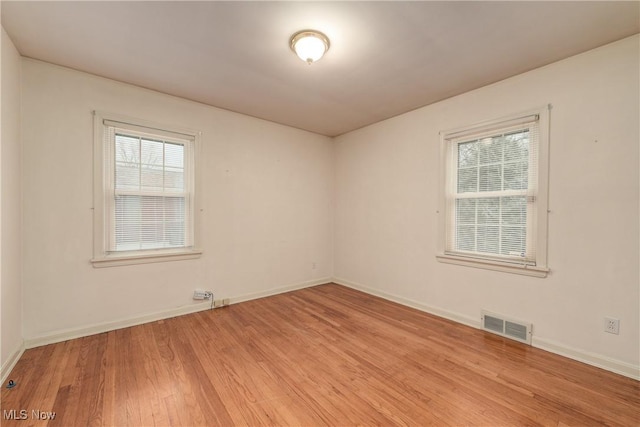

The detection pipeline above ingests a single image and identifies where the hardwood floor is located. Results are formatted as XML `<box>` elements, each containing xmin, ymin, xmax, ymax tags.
<box><xmin>2</xmin><ymin>283</ymin><xmax>639</xmax><ymax>426</ymax></box>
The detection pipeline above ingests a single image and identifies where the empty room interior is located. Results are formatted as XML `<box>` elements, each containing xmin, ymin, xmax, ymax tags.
<box><xmin>1</xmin><ymin>1</ymin><xmax>639</xmax><ymax>426</ymax></box>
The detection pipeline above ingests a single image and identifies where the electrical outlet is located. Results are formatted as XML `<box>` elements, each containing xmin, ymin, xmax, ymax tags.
<box><xmin>312</xmin><ymin>262</ymin><xmax>317</xmax><ymax>270</ymax></box>
<box><xmin>193</xmin><ymin>290</ymin><xmax>213</xmax><ymax>300</ymax></box>
<box><xmin>604</xmin><ymin>317</ymin><xmax>620</xmax><ymax>335</ymax></box>
<box><xmin>222</xmin><ymin>298</ymin><xmax>230</xmax><ymax>306</ymax></box>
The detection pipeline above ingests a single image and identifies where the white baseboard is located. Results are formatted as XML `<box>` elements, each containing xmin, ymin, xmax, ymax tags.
<box><xmin>229</xmin><ymin>277</ymin><xmax>333</xmax><ymax>305</ymax></box>
<box><xmin>1</xmin><ymin>340</ymin><xmax>25</xmax><ymax>385</ymax></box>
<box><xmin>25</xmin><ymin>277</ymin><xmax>332</xmax><ymax>350</ymax></box>
<box><xmin>332</xmin><ymin>277</ymin><xmax>480</xmax><ymax>329</ymax></box>
<box><xmin>332</xmin><ymin>276</ymin><xmax>640</xmax><ymax>381</ymax></box>
<box><xmin>532</xmin><ymin>336</ymin><xmax>640</xmax><ymax>380</ymax></box>
<box><xmin>25</xmin><ymin>301</ymin><xmax>213</xmax><ymax>349</ymax></box>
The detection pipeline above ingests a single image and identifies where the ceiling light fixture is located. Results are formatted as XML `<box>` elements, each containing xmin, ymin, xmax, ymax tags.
<box><xmin>290</xmin><ymin>30</ymin><xmax>330</xmax><ymax>64</ymax></box>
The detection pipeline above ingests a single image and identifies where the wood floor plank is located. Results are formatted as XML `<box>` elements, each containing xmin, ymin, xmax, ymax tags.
<box><xmin>2</xmin><ymin>283</ymin><xmax>638</xmax><ymax>426</ymax></box>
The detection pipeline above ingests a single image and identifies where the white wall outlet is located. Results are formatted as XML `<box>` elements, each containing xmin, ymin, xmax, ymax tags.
<box><xmin>193</xmin><ymin>289</ymin><xmax>213</xmax><ymax>300</ymax></box>
<box><xmin>312</xmin><ymin>262</ymin><xmax>317</xmax><ymax>270</ymax></box>
<box><xmin>604</xmin><ymin>317</ymin><xmax>620</xmax><ymax>335</ymax></box>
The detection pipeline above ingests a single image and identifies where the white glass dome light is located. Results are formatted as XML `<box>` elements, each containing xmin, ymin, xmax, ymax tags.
<box><xmin>290</xmin><ymin>30</ymin><xmax>330</xmax><ymax>64</ymax></box>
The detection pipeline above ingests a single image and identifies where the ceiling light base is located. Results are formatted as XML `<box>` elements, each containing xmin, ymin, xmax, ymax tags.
<box><xmin>290</xmin><ymin>30</ymin><xmax>330</xmax><ymax>64</ymax></box>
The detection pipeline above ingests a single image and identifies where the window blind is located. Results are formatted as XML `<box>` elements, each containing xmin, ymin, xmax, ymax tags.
<box><xmin>103</xmin><ymin>121</ymin><xmax>194</xmax><ymax>253</ymax></box>
<box><xmin>444</xmin><ymin>117</ymin><xmax>540</xmax><ymax>264</ymax></box>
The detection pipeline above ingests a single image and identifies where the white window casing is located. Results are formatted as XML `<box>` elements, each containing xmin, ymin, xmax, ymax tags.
<box><xmin>437</xmin><ymin>106</ymin><xmax>550</xmax><ymax>277</ymax></box>
<box><xmin>92</xmin><ymin>111</ymin><xmax>202</xmax><ymax>267</ymax></box>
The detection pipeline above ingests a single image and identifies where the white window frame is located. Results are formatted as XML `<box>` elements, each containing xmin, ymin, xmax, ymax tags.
<box><xmin>92</xmin><ymin>111</ymin><xmax>202</xmax><ymax>267</ymax></box>
<box><xmin>437</xmin><ymin>106</ymin><xmax>550</xmax><ymax>277</ymax></box>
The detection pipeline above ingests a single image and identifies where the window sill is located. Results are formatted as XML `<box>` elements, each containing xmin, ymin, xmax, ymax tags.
<box><xmin>91</xmin><ymin>249</ymin><xmax>203</xmax><ymax>268</ymax></box>
<box><xmin>436</xmin><ymin>254</ymin><xmax>548</xmax><ymax>278</ymax></box>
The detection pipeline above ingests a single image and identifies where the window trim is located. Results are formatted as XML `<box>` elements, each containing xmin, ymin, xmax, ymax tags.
<box><xmin>92</xmin><ymin>111</ymin><xmax>202</xmax><ymax>267</ymax></box>
<box><xmin>436</xmin><ymin>106</ymin><xmax>550</xmax><ymax>277</ymax></box>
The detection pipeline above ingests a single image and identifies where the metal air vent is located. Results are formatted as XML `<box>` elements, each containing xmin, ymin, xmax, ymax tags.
<box><xmin>481</xmin><ymin>310</ymin><xmax>532</xmax><ymax>344</ymax></box>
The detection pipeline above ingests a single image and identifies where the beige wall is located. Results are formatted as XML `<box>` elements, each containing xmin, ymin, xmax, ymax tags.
<box><xmin>334</xmin><ymin>35</ymin><xmax>639</xmax><ymax>375</ymax></box>
<box><xmin>9</xmin><ymin>33</ymin><xmax>640</xmax><ymax>378</ymax></box>
<box><xmin>1</xmin><ymin>27</ymin><xmax>23</xmax><ymax>375</ymax></box>
<box><xmin>21</xmin><ymin>59</ymin><xmax>334</xmax><ymax>340</ymax></box>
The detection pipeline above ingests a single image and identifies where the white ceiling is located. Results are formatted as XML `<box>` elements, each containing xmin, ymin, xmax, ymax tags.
<box><xmin>2</xmin><ymin>1</ymin><xmax>639</xmax><ymax>137</ymax></box>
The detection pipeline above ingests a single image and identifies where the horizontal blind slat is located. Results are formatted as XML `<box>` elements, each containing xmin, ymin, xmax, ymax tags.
<box><xmin>105</xmin><ymin>119</ymin><xmax>195</xmax><ymax>142</ymax></box>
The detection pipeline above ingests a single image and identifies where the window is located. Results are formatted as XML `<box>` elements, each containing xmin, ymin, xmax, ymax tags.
<box><xmin>437</xmin><ymin>107</ymin><xmax>549</xmax><ymax>277</ymax></box>
<box><xmin>92</xmin><ymin>112</ymin><xmax>201</xmax><ymax>267</ymax></box>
